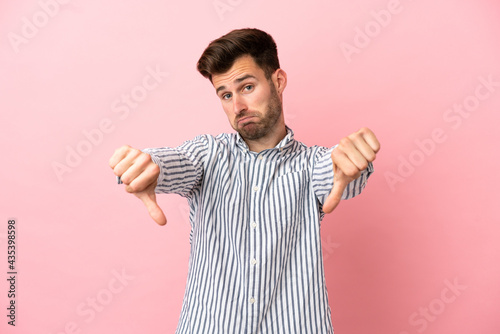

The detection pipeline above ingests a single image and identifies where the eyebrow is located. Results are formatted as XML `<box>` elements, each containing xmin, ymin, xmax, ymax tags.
<box><xmin>216</xmin><ymin>74</ymin><xmax>257</xmax><ymax>95</ymax></box>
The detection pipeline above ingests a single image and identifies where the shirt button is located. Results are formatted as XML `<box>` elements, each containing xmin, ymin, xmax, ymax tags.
<box><xmin>258</xmin><ymin>155</ymin><xmax>263</xmax><ymax>160</ymax></box>
<box><xmin>251</xmin><ymin>222</ymin><xmax>257</xmax><ymax>229</ymax></box>
<box><xmin>253</xmin><ymin>186</ymin><xmax>259</xmax><ymax>192</ymax></box>
<box><xmin>250</xmin><ymin>297</ymin><xmax>255</xmax><ymax>304</ymax></box>
<box><xmin>251</xmin><ymin>258</ymin><xmax>257</xmax><ymax>265</ymax></box>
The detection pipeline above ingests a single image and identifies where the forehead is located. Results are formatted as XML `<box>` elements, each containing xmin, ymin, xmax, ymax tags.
<box><xmin>212</xmin><ymin>55</ymin><xmax>266</xmax><ymax>91</ymax></box>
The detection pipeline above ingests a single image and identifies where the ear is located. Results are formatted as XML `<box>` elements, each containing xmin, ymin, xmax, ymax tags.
<box><xmin>272</xmin><ymin>69</ymin><xmax>287</xmax><ymax>95</ymax></box>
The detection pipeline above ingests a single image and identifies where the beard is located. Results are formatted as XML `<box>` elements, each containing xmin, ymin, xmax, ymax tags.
<box><xmin>233</xmin><ymin>84</ymin><xmax>283</xmax><ymax>141</ymax></box>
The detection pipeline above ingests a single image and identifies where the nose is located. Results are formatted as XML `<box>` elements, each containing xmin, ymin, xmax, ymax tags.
<box><xmin>232</xmin><ymin>94</ymin><xmax>247</xmax><ymax>115</ymax></box>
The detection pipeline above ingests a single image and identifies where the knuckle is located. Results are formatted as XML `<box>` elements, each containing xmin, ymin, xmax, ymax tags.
<box><xmin>150</xmin><ymin>162</ymin><xmax>160</xmax><ymax>175</ymax></box>
<box><xmin>137</xmin><ymin>152</ymin><xmax>151</xmax><ymax>164</ymax></box>
<box><xmin>358</xmin><ymin>127</ymin><xmax>371</xmax><ymax>135</ymax></box>
<box><xmin>338</xmin><ymin>137</ymin><xmax>351</xmax><ymax>147</ymax></box>
<box><xmin>120</xmin><ymin>175</ymin><xmax>129</xmax><ymax>184</ymax></box>
<box><xmin>345</xmin><ymin>166</ymin><xmax>359</xmax><ymax>178</ymax></box>
<box><xmin>359</xmin><ymin>161</ymin><xmax>368</xmax><ymax>171</ymax></box>
<box><xmin>116</xmin><ymin>144</ymin><xmax>130</xmax><ymax>154</ymax></box>
<box><xmin>126</xmin><ymin>183</ymin><xmax>139</xmax><ymax>193</ymax></box>
<box><xmin>344</xmin><ymin>171</ymin><xmax>355</xmax><ymax>178</ymax></box>
<box><xmin>129</xmin><ymin>148</ymin><xmax>141</xmax><ymax>157</ymax></box>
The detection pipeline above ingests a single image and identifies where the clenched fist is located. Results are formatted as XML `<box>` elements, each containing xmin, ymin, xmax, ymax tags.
<box><xmin>109</xmin><ymin>145</ymin><xmax>167</xmax><ymax>225</ymax></box>
<box><xmin>323</xmin><ymin>127</ymin><xmax>380</xmax><ymax>213</ymax></box>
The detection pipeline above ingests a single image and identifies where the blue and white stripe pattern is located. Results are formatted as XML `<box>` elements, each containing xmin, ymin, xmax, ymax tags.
<box><xmin>143</xmin><ymin>127</ymin><xmax>373</xmax><ymax>334</ymax></box>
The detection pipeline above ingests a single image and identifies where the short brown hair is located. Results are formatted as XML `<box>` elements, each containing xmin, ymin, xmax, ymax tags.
<box><xmin>197</xmin><ymin>28</ymin><xmax>280</xmax><ymax>82</ymax></box>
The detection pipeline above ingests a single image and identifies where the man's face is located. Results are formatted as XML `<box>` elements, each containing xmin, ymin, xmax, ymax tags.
<box><xmin>212</xmin><ymin>55</ymin><xmax>283</xmax><ymax>141</ymax></box>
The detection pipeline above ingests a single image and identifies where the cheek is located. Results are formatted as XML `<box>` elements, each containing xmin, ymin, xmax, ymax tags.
<box><xmin>222</xmin><ymin>105</ymin><xmax>235</xmax><ymax>120</ymax></box>
<box><xmin>252</xmin><ymin>88</ymin><xmax>272</xmax><ymax>109</ymax></box>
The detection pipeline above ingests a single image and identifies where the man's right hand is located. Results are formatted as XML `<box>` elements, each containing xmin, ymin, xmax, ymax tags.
<box><xmin>109</xmin><ymin>145</ymin><xmax>167</xmax><ymax>226</ymax></box>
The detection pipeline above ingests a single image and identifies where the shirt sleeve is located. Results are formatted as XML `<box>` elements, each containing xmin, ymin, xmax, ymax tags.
<box><xmin>142</xmin><ymin>135</ymin><xmax>210</xmax><ymax>198</ymax></box>
<box><xmin>312</xmin><ymin>145</ymin><xmax>374</xmax><ymax>206</ymax></box>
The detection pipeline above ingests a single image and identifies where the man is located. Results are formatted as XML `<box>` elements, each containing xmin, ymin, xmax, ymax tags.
<box><xmin>109</xmin><ymin>28</ymin><xmax>380</xmax><ymax>333</ymax></box>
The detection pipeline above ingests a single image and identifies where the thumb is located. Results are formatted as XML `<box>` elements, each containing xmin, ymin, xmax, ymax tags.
<box><xmin>135</xmin><ymin>189</ymin><xmax>167</xmax><ymax>226</ymax></box>
<box><xmin>322</xmin><ymin>167</ymin><xmax>349</xmax><ymax>214</ymax></box>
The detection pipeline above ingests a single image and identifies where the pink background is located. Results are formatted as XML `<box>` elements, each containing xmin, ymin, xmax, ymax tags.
<box><xmin>1</xmin><ymin>0</ymin><xmax>500</xmax><ymax>333</ymax></box>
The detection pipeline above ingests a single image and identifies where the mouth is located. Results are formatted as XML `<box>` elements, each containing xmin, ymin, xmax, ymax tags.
<box><xmin>237</xmin><ymin>116</ymin><xmax>257</xmax><ymax>125</ymax></box>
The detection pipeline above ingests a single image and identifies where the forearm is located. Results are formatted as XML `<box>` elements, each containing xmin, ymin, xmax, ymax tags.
<box><xmin>142</xmin><ymin>135</ymin><xmax>209</xmax><ymax>197</ymax></box>
<box><xmin>142</xmin><ymin>147</ymin><xmax>202</xmax><ymax>196</ymax></box>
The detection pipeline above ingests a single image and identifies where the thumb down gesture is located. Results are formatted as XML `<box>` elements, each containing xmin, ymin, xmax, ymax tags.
<box><xmin>109</xmin><ymin>145</ymin><xmax>167</xmax><ymax>226</ymax></box>
<box><xmin>322</xmin><ymin>127</ymin><xmax>380</xmax><ymax>213</ymax></box>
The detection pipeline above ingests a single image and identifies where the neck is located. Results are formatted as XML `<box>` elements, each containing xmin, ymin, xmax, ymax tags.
<box><xmin>244</xmin><ymin>123</ymin><xmax>287</xmax><ymax>153</ymax></box>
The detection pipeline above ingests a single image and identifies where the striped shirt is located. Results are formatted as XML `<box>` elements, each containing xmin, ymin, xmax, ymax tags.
<box><xmin>143</xmin><ymin>126</ymin><xmax>373</xmax><ymax>334</ymax></box>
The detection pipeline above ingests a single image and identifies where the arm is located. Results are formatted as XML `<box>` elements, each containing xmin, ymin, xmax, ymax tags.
<box><xmin>142</xmin><ymin>137</ymin><xmax>207</xmax><ymax>197</ymax></box>
<box><xmin>311</xmin><ymin>127</ymin><xmax>380</xmax><ymax>213</ymax></box>
<box><xmin>108</xmin><ymin>135</ymin><xmax>209</xmax><ymax>226</ymax></box>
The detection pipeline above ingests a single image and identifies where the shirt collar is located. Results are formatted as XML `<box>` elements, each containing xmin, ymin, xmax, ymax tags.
<box><xmin>235</xmin><ymin>125</ymin><xmax>295</xmax><ymax>153</ymax></box>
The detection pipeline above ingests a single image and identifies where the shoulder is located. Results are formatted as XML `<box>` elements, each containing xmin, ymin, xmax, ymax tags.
<box><xmin>289</xmin><ymin>140</ymin><xmax>332</xmax><ymax>162</ymax></box>
<box><xmin>181</xmin><ymin>132</ymin><xmax>231</xmax><ymax>146</ymax></box>
<box><xmin>180</xmin><ymin>132</ymin><xmax>237</xmax><ymax>153</ymax></box>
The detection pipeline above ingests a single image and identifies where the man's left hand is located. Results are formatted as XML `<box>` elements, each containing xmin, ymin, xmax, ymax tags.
<box><xmin>323</xmin><ymin>127</ymin><xmax>380</xmax><ymax>213</ymax></box>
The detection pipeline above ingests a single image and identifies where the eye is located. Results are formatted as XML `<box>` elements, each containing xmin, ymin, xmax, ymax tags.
<box><xmin>243</xmin><ymin>85</ymin><xmax>253</xmax><ymax>92</ymax></box>
<box><xmin>222</xmin><ymin>93</ymin><xmax>232</xmax><ymax>100</ymax></box>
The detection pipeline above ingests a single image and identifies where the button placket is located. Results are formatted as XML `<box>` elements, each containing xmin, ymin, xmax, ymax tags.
<box><xmin>248</xmin><ymin>151</ymin><xmax>264</xmax><ymax>331</ymax></box>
